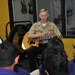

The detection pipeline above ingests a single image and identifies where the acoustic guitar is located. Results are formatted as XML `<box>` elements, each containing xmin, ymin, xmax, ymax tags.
<box><xmin>22</xmin><ymin>32</ymin><xmax>53</xmax><ymax>50</ymax></box>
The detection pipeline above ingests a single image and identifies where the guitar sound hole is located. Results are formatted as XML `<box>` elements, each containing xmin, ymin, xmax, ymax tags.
<box><xmin>30</xmin><ymin>40</ymin><xmax>35</xmax><ymax>45</ymax></box>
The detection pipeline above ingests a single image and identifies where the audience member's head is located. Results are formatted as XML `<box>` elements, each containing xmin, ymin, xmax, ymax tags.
<box><xmin>47</xmin><ymin>36</ymin><xmax>64</xmax><ymax>50</ymax></box>
<box><xmin>0</xmin><ymin>40</ymin><xmax>20</xmax><ymax>70</ymax></box>
<box><xmin>41</xmin><ymin>37</ymin><xmax>68</xmax><ymax>75</ymax></box>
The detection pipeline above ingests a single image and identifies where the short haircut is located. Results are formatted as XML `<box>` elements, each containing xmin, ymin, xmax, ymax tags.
<box><xmin>0</xmin><ymin>40</ymin><xmax>19</xmax><ymax>67</ymax></box>
<box><xmin>41</xmin><ymin>37</ymin><xmax>68</xmax><ymax>75</ymax></box>
<box><xmin>39</xmin><ymin>8</ymin><xmax>48</xmax><ymax>14</ymax></box>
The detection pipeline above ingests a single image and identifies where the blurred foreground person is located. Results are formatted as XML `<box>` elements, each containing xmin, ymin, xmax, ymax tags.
<box><xmin>0</xmin><ymin>40</ymin><xmax>30</xmax><ymax>75</ymax></box>
<box><xmin>39</xmin><ymin>37</ymin><xmax>75</xmax><ymax>75</ymax></box>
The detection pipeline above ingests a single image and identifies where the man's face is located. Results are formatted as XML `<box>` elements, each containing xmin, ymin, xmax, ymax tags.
<box><xmin>39</xmin><ymin>11</ymin><xmax>49</xmax><ymax>23</ymax></box>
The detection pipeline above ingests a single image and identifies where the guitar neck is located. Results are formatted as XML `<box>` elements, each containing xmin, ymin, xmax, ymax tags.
<box><xmin>34</xmin><ymin>36</ymin><xmax>61</xmax><ymax>41</ymax></box>
<box><xmin>34</xmin><ymin>36</ymin><xmax>52</xmax><ymax>41</ymax></box>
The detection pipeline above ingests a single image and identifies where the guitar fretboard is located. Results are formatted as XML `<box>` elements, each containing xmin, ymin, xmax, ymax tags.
<box><xmin>34</xmin><ymin>36</ymin><xmax>53</xmax><ymax>41</ymax></box>
<box><xmin>33</xmin><ymin>36</ymin><xmax>62</xmax><ymax>41</ymax></box>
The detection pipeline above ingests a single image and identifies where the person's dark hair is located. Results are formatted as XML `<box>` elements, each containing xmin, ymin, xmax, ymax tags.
<box><xmin>48</xmin><ymin>36</ymin><xmax>64</xmax><ymax>51</ymax></box>
<box><xmin>0</xmin><ymin>40</ymin><xmax>19</xmax><ymax>67</ymax></box>
<box><xmin>41</xmin><ymin>37</ymin><xmax>68</xmax><ymax>75</ymax></box>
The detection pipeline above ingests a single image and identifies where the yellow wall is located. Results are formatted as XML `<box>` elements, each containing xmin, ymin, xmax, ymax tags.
<box><xmin>62</xmin><ymin>38</ymin><xmax>75</xmax><ymax>60</ymax></box>
<box><xmin>0</xmin><ymin>0</ymin><xmax>9</xmax><ymax>40</ymax></box>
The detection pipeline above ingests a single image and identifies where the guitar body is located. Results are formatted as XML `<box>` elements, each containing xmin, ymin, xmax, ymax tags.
<box><xmin>22</xmin><ymin>32</ymin><xmax>39</xmax><ymax>50</ymax></box>
<box><xmin>21</xmin><ymin>5</ymin><xmax>27</xmax><ymax>14</ymax></box>
<box><xmin>22</xmin><ymin>31</ymin><xmax>52</xmax><ymax>50</ymax></box>
<box><xmin>21</xmin><ymin>0</ymin><xmax>27</xmax><ymax>14</ymax></box>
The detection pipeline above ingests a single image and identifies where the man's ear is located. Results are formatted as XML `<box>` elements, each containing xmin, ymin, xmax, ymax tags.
<box><xmin>14</xmin><ymin>55</ymin><xmax>20</xmax><ymax>65</ymax></box>
<box><xmin>45</xmin><ymin>70</ymin><xmax>49</xmax><ymax>75</ymax></box>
